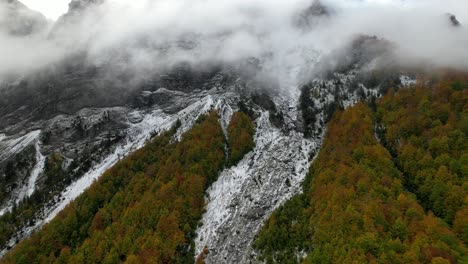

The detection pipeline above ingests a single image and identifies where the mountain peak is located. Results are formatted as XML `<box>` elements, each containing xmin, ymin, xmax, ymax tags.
<box><xmin>0</xmin><ymin>0</ymin><xmax>48</xmax><ymax>36</ymax></box>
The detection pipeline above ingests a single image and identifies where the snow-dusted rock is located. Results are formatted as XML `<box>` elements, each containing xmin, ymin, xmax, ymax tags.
<box><xmin>195</xmin><ymin>111</ymin><xmax>319</xmax><ymax>263</ymax></box>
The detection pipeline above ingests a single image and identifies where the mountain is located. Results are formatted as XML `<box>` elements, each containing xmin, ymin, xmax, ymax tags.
<box><xmin>255</xmin><ymin>72</ymin><xmax>467</xmax><ymax>263</ymax></box>
<box><xmin>0</xmin><ymin>1</ymin><xmax>466</xmax><ymax>263</ymax></box>
<box><xmin>0</xmin><ymin>0</ymin><xmax>49</xmax><ymax>36</ymax></box>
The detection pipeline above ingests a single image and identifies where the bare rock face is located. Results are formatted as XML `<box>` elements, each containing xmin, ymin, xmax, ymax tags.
<box><xmin>0</xmin><ymin>0</ymin><xmax>49</xmax><ymax>36</ymax></box>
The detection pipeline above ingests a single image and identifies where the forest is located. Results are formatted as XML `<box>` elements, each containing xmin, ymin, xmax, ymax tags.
<box><xmin>2</xmin><ymin>71</ymin><xmax>467</xmax><ymax>264</ymax></box>
<box><xmin>377</xmin><ymin>72</ymin><xmax>467</xmax><ymax>237</ymax></box>
<box><xmin>1</xmin><ymin>111</ymin><xmax>255</xmax><ymax>263</ymax></box>
<box><xmin>255</xmin><ymin>72</ymin><xmax>467</xmax><ymax>264</ymax></box>
<box><xmin>227</xmin><ymin>112</ymin><xmax>256</xmax><ymax>166</ymax></box>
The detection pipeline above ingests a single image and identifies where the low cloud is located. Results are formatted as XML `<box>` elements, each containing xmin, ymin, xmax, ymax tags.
<box><xmin>0</xmin><ymin>0</ymin><xmax>467</xmax><ymax>82</ymax></box>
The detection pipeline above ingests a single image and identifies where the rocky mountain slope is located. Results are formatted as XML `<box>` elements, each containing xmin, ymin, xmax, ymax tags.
<box><xmin>254</xmin><ymin>75</ymin><xmax>467</xmax><ymax>263</ymax></box>
<box><xmin>0</xmin><ymin>35</ymin><xmax>418</xmax><ymax>260</ymax></box>
<box><xmin>0</xmin><ymin>0</ymin><xmax>466</xmax><ymax>263</ymax></box>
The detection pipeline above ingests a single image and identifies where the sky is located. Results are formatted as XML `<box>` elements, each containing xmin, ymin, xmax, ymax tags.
<box><xmin>20</xmin><ymin>0</ymin><xmax>149</xmax><ymax>20</ymax></box>
<box><xmin>21</xmin><ymin>0</ymin><xmax>69</xmax><ymax>20</ymax></box>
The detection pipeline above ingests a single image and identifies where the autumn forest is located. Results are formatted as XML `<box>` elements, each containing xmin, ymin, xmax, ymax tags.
<box><xmin>2</xmin><ymin>72</ymin><xmax>467</xmax><ymax>264</ymax></box>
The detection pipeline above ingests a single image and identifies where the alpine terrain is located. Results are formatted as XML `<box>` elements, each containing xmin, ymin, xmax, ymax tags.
<box><xmin>0</xmin><ymin>0</ymin><xmax>466</xmax><ymax>263</ymax></box>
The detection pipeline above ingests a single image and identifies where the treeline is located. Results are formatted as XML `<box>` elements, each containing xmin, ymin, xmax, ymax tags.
<box><xmin>2</xmin><ymin>111</ymin><xmax>255</xmax><ymax>263</ymax></box>
<box><xmin>255</xmin><ymin>100</ymin><xmax>466</xmax><ymax>263</ymax></box>
<box><xmin>377</xmin><ymin>71</ymin><xmax>467</xmax><ymax>241</ymax></box>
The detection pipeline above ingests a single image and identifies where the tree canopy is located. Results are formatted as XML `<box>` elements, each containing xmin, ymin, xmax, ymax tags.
<box><xmin>2</xmin><ymin>111</ymin><xmax>255</xmax><ymax>264</ymax></box>
<box><xmin>255</xmin><ymin>88</ymin><xmax>466</xmax><ymax>263</ymax></box>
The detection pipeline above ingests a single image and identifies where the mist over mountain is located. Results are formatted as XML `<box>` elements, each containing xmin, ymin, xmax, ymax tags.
<box><xmin>0</xmin><ymin>0</ymin><xmax>49</xmax><ymax>36</ymax></box>
<box><xmin>0</xmin><ymin>0</ymin><xmax>467</xmax><ymax>81</ymax></box>
<box><xmin>0</xmin><ymin>1</ymin><xmax>466</xmax><ymax>263</ymax></box>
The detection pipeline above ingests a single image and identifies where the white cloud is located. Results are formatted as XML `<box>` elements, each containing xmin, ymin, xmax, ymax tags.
<box><xmin>1</xmin><ymin>0</ymin><xmax>468</xmax><ymax>80</ymax></box>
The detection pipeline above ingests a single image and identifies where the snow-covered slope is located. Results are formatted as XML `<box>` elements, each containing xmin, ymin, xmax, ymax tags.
<box><xmin>192</xmin><ymin>43</ymin><xmax>322</xmax><ymax>263</ymax></box>
<box><xmin>195</xmin><ymin>111</ymin><xmax>317</xmax><ymax>263</ymax></box>
<box><xmin>193</xmin><ymin>35</ymin><xmax>417</xmax><ymax>263</ymax></box>
<box><xmin>0</xmin><ymin>131</ymin><xmax>42</xmax><ymax>216</ymax></box>
<box><xmin>0</xmin><ymin>26</ymin><xmax>416</xmax><ymax>259</ymax></box>
<box><xmin>0</xmin><ymin>0</ymin><xmax>457</xmax><ymax>260</ymax></box>
<box><xmin>17</xmin><ymin>142</ymin><xmax>45</xmax><ymax>203</ymax></box>
<box><xmin>43</xmin><ymin>92</ymin><xmax>231</xmax><ymax>224</ymax></box>
<box><xmin>0</xmin><ymin>130</ymin><xmax>40</xmax><ymax>161</ymax></box>
<box><xmin>0</xmin><ymin>70</ymin><xmax>244</xmax><ymax>256</ymax></box>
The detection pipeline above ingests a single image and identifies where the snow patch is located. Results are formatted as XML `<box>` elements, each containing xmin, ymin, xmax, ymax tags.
<box><xmin>216</xmin><ymin>99</ymin><xmax>234</xmax><ymax>138</ymax></box>
<box><xmin>195</xmin><ymin>112</ymin><xmax>319</xmax><ymax>263</ymax></box>
<box><xmin>0</xmin><ymin>93</ymin><xmax>239</xmax><ymax>257</ymax></box>
<box><xmin>0</xmin><ymin>131</ymin><xmax>43</xmax><ymax>217</ymax></box>
<box><xmin>400</xmin><ymin>75</ymin><xmax>417</xmax><ymax>87</ymax></box>
<box><xmin>173</xmin><ymin>95</ymin><xmax>216</xmax><ymax>140</ymax></box>
<box><xmin>15</xmin><ymin>142</ymin><xmax>46</xmax><ymax>204</ymax></box>
<box><xmin>0</xmin><ymin>130</ymin><xmax>41</xmax><ymax>161</ymax></box>
<box><xmin>45</xmin><ymin>109</ymin><xmax>175</xmax><ymax>223</ymax></box>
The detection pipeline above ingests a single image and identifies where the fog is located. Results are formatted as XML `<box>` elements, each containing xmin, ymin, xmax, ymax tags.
<box><xmin>0</xmin><ymin>0</ymin><xmax>467</xmax><ymax>81</ymax></box>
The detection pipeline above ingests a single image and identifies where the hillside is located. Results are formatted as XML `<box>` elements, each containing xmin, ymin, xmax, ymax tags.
<box><xmin>1</xmin><ymin>111</ymin><xmax>255</xmax><ymax>263</ymax></box>
<box><xmin>3</xmin><ymin>72</ymin><xmax>466</xmax><ymax>264</ymax></box>
<box><xmin>0</xmin><ymin>0</ymin><xmax>467</xmax><ymax>263</ymax></box>
<box><xmin>254</xmin><ymin>73</ymin><xmax>467</xmax><ymax>264</ymax></box>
